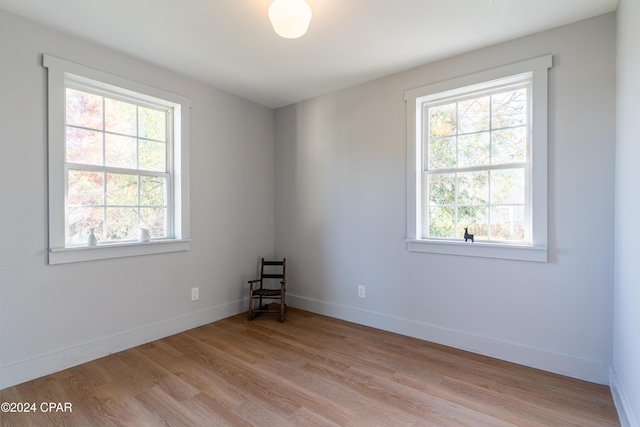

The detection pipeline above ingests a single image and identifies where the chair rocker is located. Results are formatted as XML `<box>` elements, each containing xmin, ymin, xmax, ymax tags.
<box><xmin>247</xmin><ymin>258</ymin><xmax>286</xmax><ymax>322</ymax></box>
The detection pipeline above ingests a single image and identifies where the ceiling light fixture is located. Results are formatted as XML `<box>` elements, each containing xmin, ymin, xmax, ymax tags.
<box><xmin>268</xmin><ymin>0</ymin><xmax>312</xmax><ymax>39</ymax></box>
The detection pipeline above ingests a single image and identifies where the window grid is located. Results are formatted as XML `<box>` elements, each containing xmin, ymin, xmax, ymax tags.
<box><xmin>64</xmin><ymin>84</ymin><xmax>172</xmax><ymax>245</ymax></box>
<box><xmin>422</xmin><ymin>82</ymin><xmax>531</xmax><ymax>243</ymax></box>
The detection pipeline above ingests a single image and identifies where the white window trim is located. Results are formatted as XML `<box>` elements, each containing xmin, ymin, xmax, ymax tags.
<box><xmin>405</xmin><ymin>55</ymin><xmax>552</xmax><ymax>262</ymax></box>
<box><xmin>43</xmin><ymin>54</ymin><xmax>191</xmax><ymax>264</ymax></box>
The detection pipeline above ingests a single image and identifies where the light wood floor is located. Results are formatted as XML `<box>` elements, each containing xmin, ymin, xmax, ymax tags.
<box><xmin>1</xmin><ymin>307</ymin><xmax>619</xmax><ymax>426</ymax></box>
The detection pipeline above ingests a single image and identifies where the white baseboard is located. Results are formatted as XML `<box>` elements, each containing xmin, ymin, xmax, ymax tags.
<box><xmin>0</xmin><ymin>299</ymin><xmax>245</xmax><ymax>390</ymax></box>
<box><xmin>610</xmin><ymin>366</ymin><xmax>638</xmax><ymax>427</ymax></box>
<box><xmin>287</xmin><ymin>294</ymin><xmax>611</xmax><ymax>385</ymax></box>
<box><xmin>1</xmin><ymin>296</ymin><xmax>614</xmax><ymax>392</ymax></box>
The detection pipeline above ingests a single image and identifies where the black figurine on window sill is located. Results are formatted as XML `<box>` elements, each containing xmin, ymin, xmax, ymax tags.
<box><xmin>464</xmin><ymin>227</ymin><xmax>474</xmax><ymax>243</ymax></box>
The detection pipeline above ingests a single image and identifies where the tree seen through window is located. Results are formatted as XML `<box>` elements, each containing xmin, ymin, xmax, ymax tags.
<box><xmin>65</xmin><ymin>87</ymin><xmax>170</xmax><ymax>244</ymax></box>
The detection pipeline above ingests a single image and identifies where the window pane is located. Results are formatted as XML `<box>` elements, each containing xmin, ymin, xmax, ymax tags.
<box><xmin>457</xmin><ymin>206</ymin><xmax>488</xmax><ymax>240</ymax></box>
<box><xmin>68</xmin><ymin>207</ymin><xmax>104</xmax><ymax>243</ymax></box>
<box><xmin>458</xmin><ymin>132</ymin><xmax>490</xmax><ymax>167</ymax></box>
<box><xmin>428</xmin><ymin>173</ymin><xmax>455</xmax><ymax>205</ymax></box>
<box><xmin>68</xmin><ymin>170</ymin><xmax>103</xmax><ymax>206</ymax></box>
<box><xmin>139</xmin><ymin>107</ymin><xmax>166</xmax><ymax>141</ymax></box>
<box><xmin>490</xmin><ymin>206</ymin><xmax>525</xmax><ymax>241</ymax></box>
<box><xmin>106</xmin><ymin>173</ymin><xmax>138</xmax><ymax>206</ymax></box>
<box><xmin>428</xmin><ymin>137</ymin><xmax>456</xmax><ymax>170</ymax></box>
<box><xmin>428</xmin><ymin>206</ymin><xmax>454</xmax><ymax>238</ymax></box>
<box><xmin>106</xmin><ymin>207</ymin><xmax>138</xmax><ymax>240</ymax></box>
<box><xmin>491</xmin><ymin>127</ymin><xmax>527</xmax><ymax>165</ymax></box>
<box><xmin>428</xmin><ymin>103</ymin><xmax>456</xmax><ymax>138</ymax></box>
<box><xmin>457</xmin><ymin>171</ymin><xmax>488</xmax><ymax>205</ymax></box>
<box><xmin>105</xmin><ymin>134</ymin><xmax>137</xmax><ymax>169</ymax></box>
<box><xmin>140</xmin><ymin>207</ymin><xmax>166</xmax><ymax>238</ymax></box>
<box><xmin>492</xmin><ymin>88</ymin><xmax>527</xmax><ymax>129</ymax></box>
<box><xmin>139</xmin><ymin>140</ymin><xmax>166</xmax><ymax>172</ymax></box>
<box><xmin>458</xmin><ymin>96</ymin><xmax>489</xmax><ymax>134</ymax></box>
<box><xmin>490</xmin><ymin>169</ymin><xmax>525</xmax><ymax>204</ymax></box>
<box><xmin>140</xmin><ymin>176</ymin><xmax>166</xmax><ymax>207</ymax></box>
<box><xmin>66</xmin><ymin>88</ymin><xmax>103</xmax><ymax>130</ymax></box>
<box><xmin>66</xmin><ymin>127</ymin><xmax>103</xmax><ymax>165</ymax></box>
<box><xmin>105</xmin><ymin>97</ymin><xmax>136</xmax><ymax>136</ymax></box>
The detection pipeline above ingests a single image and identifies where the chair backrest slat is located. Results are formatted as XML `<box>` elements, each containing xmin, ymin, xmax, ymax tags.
<box><xmin>257</xmin><ymin>258</ymin><xmax>286</xmax><ymax>285</ymax></box>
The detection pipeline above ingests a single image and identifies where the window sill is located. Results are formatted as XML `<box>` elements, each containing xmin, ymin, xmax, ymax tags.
<box><xmin>406</xmin><ymin>239</ymin><xmax>547</xmax><ymax>262</ymax></box>
<box><xmin>49</xmin><ymin>239</ymin><xmax>191</xmax><ymax>265</ymax></box>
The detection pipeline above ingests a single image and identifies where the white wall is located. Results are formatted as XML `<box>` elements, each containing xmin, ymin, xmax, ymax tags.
<box><xmin>613</xmin><ymin>0</ymin><xmax>640</xmax><ymax>425</ymax></box>
<box><xmin>275</xmin><ymin>14</ymin><xmax>616</xmax><ymax>384</ymax></box>
<box><xmin>0</xmin><ymin>10</ymin><xmax>275</xmax><ymax>389</ymax></box>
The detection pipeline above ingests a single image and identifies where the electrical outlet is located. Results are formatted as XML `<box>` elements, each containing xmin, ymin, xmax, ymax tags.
<box><xmin>191</xmin><ymin>287</ymin><xmax>199</xmax><ymax>301</ymax></box>
<box><xmin>358</xmin><ymin>285</ymin><xmax>365</xmax><ymax>298</ymax></box>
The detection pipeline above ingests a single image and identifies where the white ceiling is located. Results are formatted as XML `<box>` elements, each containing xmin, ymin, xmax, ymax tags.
<box><xmin>0</xmin><ymin>0</ymin><xmax>618</xmax><ymax>108</ymax></box>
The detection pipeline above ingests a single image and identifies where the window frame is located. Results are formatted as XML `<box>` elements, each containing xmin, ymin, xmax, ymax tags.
<box><xmin>405</xmin><ymin>55</ymin><xmax>552</xmax><ymax>262</ymax></box>
<box><xmin>44</xmin><ymin>55</ymin><xmax>191</xmax><ymax>264</ymax></box>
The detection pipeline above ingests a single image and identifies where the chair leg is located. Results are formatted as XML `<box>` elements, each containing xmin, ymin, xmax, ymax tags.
<box><xmin>248</xmin><ymin>289</ymin><xmax>255</xmax><ymax>320</ymax></box>
<box><xmin>279</xmin><ymin>292</ymin><xmax>285</xmax><ymax>322</ymax></box>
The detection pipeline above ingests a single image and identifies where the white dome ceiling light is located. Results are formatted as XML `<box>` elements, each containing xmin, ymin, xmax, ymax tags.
<box><xmin>268</xmin><ymin>0</ymin><xmax>313</xmax><ymax>39</ymax></box>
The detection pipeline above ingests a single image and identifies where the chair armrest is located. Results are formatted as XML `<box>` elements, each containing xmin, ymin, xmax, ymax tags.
<box><xmin>248</xmin><ymin>279</ymin><xmax>261</xmax><ymax>284</ymax></box>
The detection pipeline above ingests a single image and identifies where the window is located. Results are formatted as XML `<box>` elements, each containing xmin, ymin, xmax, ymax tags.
<box><xmin>405</xmin><ymin>56</ymin><xmax>551</xmax><ymax>262</ymax></box>
<box><xmin>44</xmin><ymin>55</ymin><xmax>191</xmax><ymax>264</ymax></box>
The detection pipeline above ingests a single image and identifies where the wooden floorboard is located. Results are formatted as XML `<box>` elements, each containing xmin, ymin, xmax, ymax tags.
<box><xmin>0</xmin><ymin>307</ymin><xmax>619</xmax><ymax>426</ymax></box>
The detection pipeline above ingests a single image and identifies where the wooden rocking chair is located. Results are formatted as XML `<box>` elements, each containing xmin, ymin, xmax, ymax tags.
<box><xmin>247</xmin><ymin>258</ymin><xmax>286</xmax><ymax>322</ymax></box>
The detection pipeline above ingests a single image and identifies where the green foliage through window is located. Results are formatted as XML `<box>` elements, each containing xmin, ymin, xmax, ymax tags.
<box><xmin>65</xmin><ymin>87</ymin><xmax>170</xmax><ymax>244</ymax></box>
<box><xmin>424</xmin><ymin>86</ymin><xmax>529</xmax><ymax>242</ymax></box>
